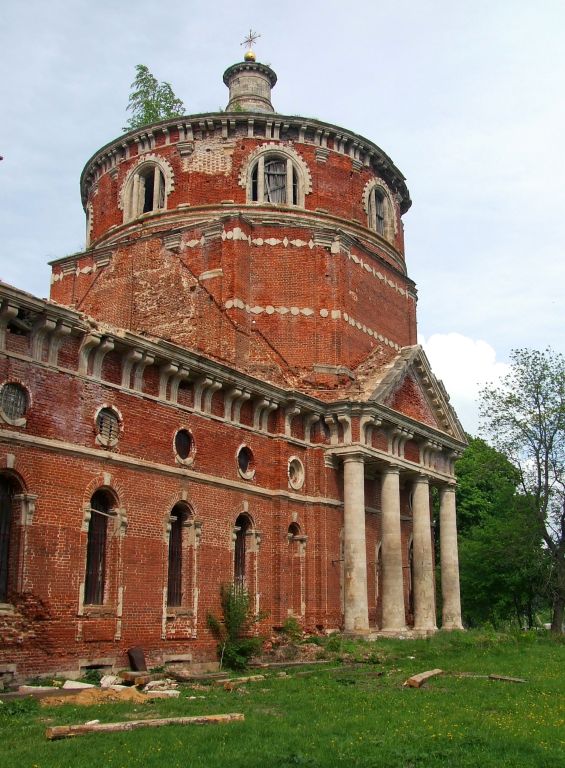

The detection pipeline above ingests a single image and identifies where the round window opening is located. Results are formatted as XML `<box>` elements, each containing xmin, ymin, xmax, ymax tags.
<box><xmin>174</xmin><ymin>429</ymin><xmax>194</xmax><ymax>462</ymax></box>
<box><xmin>0</xmin><ymin>383</ymin><xmax>28</xmax><ymax>423</ymax></box>
<box><xmin>96</xmin><ymin>407</ymin><xmax>120</xmax><ymax>445</ymax></box>
<box><xmin>288</xmin><ymin>457</ymin><xmax>305</xmax><ymax>490</ymax></box>
<box><xmin>237</xmin><ymin>446</ymin><xmax>255</xmax><ymax>479</ymax></box>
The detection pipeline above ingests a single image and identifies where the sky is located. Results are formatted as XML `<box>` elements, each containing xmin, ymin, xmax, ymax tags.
<box><xmin>1</xmin><ymin>0</ymin><xmax>563</xmax><ymax>434</ymax></box>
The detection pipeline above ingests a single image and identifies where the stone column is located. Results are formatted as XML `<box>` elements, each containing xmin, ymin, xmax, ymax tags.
<box><xmin>381</xmin><ymin>467</ymin><xmax>407</xmax><ymax>632</ymax></box>
<box><xmin>439</xmin><ymin>484</ymin><xmax>463</xmax><ymax>630</ymax></box>
<box><xmin>412</xmin><ymin>475</ymin><xmax>437</xmax><ymax>632</ymax></box>
<box><xmin>342</xmin><ymin>454</ymin><xmax>369</xmax><ymax>633</ymax></box>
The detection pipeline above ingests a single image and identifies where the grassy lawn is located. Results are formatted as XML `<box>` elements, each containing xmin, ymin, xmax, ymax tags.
<box><xmin>1</xmin><ymin>630</ymin><xmax>564</xmax><ymax>768</ymax></box>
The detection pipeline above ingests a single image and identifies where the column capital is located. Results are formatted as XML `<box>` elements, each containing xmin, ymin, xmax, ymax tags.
<box><xmin>381</xmin><ymin>463</ymin><xmax>401</xmax><ymax>476</ymax></box>
<box><xmin>340</xmin><ymin>450</ymin><xmax>367</xmax><ymax>465</ymax></box>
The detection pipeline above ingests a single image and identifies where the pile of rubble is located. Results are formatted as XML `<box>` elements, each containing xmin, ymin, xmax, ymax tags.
<box><xmin>17</xmin><ymin>671</ymin><xmax>181</xmax><ymax>706</ymax></box>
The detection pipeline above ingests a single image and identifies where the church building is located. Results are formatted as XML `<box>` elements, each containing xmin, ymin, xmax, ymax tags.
<box><xmin>0</xmin><ymin>48</ymin><xmax>466</xmax><ymax>681</ymax></box>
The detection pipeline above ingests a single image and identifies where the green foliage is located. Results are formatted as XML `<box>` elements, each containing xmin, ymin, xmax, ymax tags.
<box><xmin>207</xmin><ymin>583</ymin><xmax>265</xmax><ymax>670</ymax></box>
<box><xmin>480</xmin><ymin>348</ymin><xmax>565</xmax><ymax>632</ymax></box>
<box><xmin>281</xmin><ymin>617</ymin><xmax>303</xmax><ymax>642</ymax></box>
<box><xmin>0</xmin><ymin>696</ymin><xmax>38</xmax><ymax>719</ymax></box>
<box><xmin>79</xmin><ymin>668</ymin><xmax>103</xmax><ymax>685</ymax></box>
<box><xmin>455</xmin><ymin>436</ymin><xmax>551</xmax><ymax>628</ymax></box>
<box><xmin>124</xmin><ymin>64</ymin><xmax>184</xmax><ymax>132</ymax></box>
<box><xmin>455</xmin><ymin>436</ymin><xmax>520</xmax><ymax>536</ymax></box>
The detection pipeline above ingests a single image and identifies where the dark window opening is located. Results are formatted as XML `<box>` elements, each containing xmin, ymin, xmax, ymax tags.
<box><xmin>142</xmin><ymin>168</ymin><xmax>155</xmax><ymax>213</ymax></box>
<box><xmin>84</xmin><ymin>491</ymin><xmax>111</xmax><ymax>605</ymax></box>
<box><xmin>373</xmin><ymin>190</ymin><xmax>385</xmax><ymax>235</ymax></box>
<box><xmin>174</xmin><ymin>429</ymin><xmax>193</xmax><ymax>460</ymax></box>
<box><xmin>288</xmin><ymin>522</ymin><xmax>300</xmax><ymax>539</ymax></box>
<box><xmin>167</xmin><ymin>504</ymin><xmax>187</xmax><ymax>606</ymax></box>
<box><xmin>237</xmin><ymin>446</ymin><xmax>254</xmax><ymax>475</ymax></box>
<box><xmin>234</xmin><ymin>514</ymin><xmax>251</xmax><ymax>586</ymax></box>
<box><xmin>251</xmin><ymin>163</ymin><xmax>258</xmax><ymax>201</ymax></box>
<box><xmin>0</xmin><ymin>479</ymin><xmax>14</xmax><ymax>602</ymax></box>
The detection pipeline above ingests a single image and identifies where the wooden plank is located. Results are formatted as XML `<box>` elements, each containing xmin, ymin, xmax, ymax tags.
<box><xmin>213</xmin><ymin>674</ymin><xmax>265</xmax><ymax>686</ymax></box>
<box><xmin>45</xmin><ymin>712</ymin><xmax>244</xmax><ymax>740</ymax></box>
<box><xmin>404</xmin><ymin>669</ymin><xmax>443</xmax><ymax>688</ymax></box>
<box><xmin>488</xmin><ymin>674</ymin><xmax>527</xmax><ymax>684</ymax></box>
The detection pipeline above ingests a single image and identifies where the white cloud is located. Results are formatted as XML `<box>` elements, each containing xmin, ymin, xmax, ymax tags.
<box><xmin>419</xmin><ymin>333</ymin><xmax>509</xmax><ymax>435</ymax></box>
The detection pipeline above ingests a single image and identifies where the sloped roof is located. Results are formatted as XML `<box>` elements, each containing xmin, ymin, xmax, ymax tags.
<box><xmin>357</xmin><ymin>345</ymin><xmax>466</xmax><ymax>441</ymax></box>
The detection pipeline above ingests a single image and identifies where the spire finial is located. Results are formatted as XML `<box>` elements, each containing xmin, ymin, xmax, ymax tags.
<box><xmin>241</xmin><ymin>29</ymin><xmax>260</xmax><ymax>61</ymax></box>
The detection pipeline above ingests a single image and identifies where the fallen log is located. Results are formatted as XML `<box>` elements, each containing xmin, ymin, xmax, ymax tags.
<box><xmin>403</xmin><ymin>669</ymin><xmax>443</xmax><ymax>688</ymax></box>
<box><xmin>213</xmin><ymin>674</ymin><xmax>265</xmax><ymax>686</ymax></box>
<box><xmin>488</xmin><ymin>674</ymin><xmax>527</xmax><ymax>684</ymax></box>
<box><xmin>45</xmin><ymin>712</ymin><xmax>244</xmax><ymax>740</ymax></box>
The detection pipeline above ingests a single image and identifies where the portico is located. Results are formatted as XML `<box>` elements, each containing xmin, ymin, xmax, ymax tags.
<box><xmin>337</xmin><ymin>445</ymin><xmax>463</xmax><ymax>635</ymax></box>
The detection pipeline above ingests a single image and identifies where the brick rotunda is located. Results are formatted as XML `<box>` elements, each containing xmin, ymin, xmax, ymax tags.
<box><xmin>0</xmin><ymin>49</ymin><xmax>465</xmax><ymax>681</ymax></box>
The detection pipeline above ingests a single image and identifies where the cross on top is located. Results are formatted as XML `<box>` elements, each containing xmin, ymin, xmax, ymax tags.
<box><xmin>241</xmin><ymin>29</ymin><xmax>260</xmax><ymax>50</ymax></box>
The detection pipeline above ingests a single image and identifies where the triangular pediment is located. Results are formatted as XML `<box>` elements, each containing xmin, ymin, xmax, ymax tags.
<box><xmin>363</xmin><ymin>345</ymin><xmax>466</xmax><ymax>441</ymax></box>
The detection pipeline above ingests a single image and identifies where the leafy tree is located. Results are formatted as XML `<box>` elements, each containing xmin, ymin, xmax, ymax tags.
<box><xmin>123</xmin><ymin>64</ymin><xmax>184</xmax><ymax>132</ymax></box>
<box><xmin>455</xmin><ymin>437</ymin><xmax>550</xmax><ymax>628</ymax></box>
<box><xmin>455</xmin><ymin>435</ymin><xmax>520</xmax><ymax>536</ymax></box>
<box><xmin>480</xmin><ymin>348</ymin><xmax>565</xmax><ymax>632</ymax></box>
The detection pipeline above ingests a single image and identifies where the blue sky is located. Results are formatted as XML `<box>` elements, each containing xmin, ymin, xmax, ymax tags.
<box><xmin>1</xmin><ymin>0</ymin><xmax>563</xmax><ymax>433</ymax></box>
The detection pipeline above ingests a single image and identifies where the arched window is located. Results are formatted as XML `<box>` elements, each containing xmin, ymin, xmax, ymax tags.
<box><xmin>251</xmin><ymin>154</ymin><xmax>299</xmax><ymax>205</ymax></box>
<box><xmin>287</xmin><ymin>523</ymin><xmax>306</xmax><ymax>618</ymax></box>
<box><xmin>234</xmin><ymin>513</ymin><xmax>252</xmax><ymax>586</ymax></box>
<box><xmin>0</xmin><ymin>478</ymin><xmax>16</xmax><ymax>602</ymax></box>
<box><xmin>365</xmin><ymin>183</ymin><xmax>395</xmax><ymax>241</ymax></box>
<box><xmin>121</xmin><ymin>156</ymin><xmax>173</xmax><ymax>223</ymax></box>
<box><xmin>84</xmin><ymin>490</ymin><xmax>114</xmax><ymax>605</ymax></box>
<box><xmin>167</xmin><ymin>504</ymin><xmax>190</xmax><ymax>607</ymax></box>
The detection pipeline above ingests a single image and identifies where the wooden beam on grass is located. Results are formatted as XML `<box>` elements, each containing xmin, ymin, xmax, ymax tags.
<box><xmin>488</xmin><ymin>674</ymin><xmax>527</xmax><ymax>684</ymax></box>
<box><xmin>403</xmin><ymin>669</ymin><xmax>443</xmax><ymax>688</ymax></box>
<box><xmin>45</xmin><ymin>713</ymin><xmax>244</xmax><ymax>740</ymax></box>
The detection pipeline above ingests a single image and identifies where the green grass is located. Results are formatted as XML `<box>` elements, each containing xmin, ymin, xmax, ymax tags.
<box><xmin>1</xmin><ymin>630</ymin><xmax>564</xmax><ymax>768</ymax></box>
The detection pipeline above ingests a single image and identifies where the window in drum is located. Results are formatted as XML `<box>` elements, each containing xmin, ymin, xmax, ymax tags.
<box><xmin>367</xmin><ymin>185</ymin><xmax>391</xmax><ymax>238</ymax></box>
<box><xmin>251</xmin><ymin>155</ymin><xmax>298</xmax><ymax>205</ymax></box>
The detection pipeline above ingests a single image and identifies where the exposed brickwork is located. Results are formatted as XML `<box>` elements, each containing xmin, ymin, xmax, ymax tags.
<box><xmin>0</xmin><ymin>60</ymin><xmax>465</xmax><ymax>680</ymax></box>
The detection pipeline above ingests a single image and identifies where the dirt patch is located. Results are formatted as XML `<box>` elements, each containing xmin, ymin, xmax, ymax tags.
<box><xmin>40</xmin><ymin>687</ymin><xmax>149</xmax><ymax>707</ymax></box>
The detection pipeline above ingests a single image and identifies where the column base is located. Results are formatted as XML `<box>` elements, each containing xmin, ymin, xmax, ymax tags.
<box><xmin>441</xmin><ymin>623</ymin><xmax>464</xmax><ymax>632</ymax></box>
<box><xmin>342</xmin><ymin>627</ymin><xmax>371</xmax><ymax>638</ymax></box>
<box><xmin>368</xmin><ymin>626</ymin><xmax>441</xmax><ymax>640</ymax></box>
<box><xmin>370</xmin><ymin>626</ymin><xmax>408</xmax><ymax>638</ymax></box>
<box><xmin>413</xmin><ymin>625</ymin><xmax>438</xmax><ymax>637</ymax></box>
